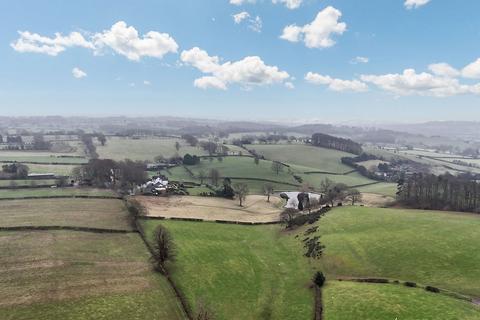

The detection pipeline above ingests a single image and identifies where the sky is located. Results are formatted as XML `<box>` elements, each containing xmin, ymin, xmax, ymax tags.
<box><xmin>1</xmin><ymin>0</ymin><xmax>480</xmax><ymax>123</ymax></box>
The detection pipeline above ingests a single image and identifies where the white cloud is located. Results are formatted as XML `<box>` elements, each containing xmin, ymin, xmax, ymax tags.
<box><xmin>230</xmin><ymin>0</ymin><xmax>256</xmax><ymax>5</ymax></box>
<box><xmin>361</xmin><ymin>68</ymin><xmax>479</xmax><ymax>97</ymax></box>
<box><xmin>350</xmin><ymin>56</ymin><xmax>369</xmax><ymax>64</ymax></box>
<box><xmin>11</xmin><ymin>31</ymin><xmax>94</xmax><ymax>56</ymax></box>
<box><xmin>233</xmin><ymin>12</ymin><xmax>262</xmax><ymax>32</ymax></box>
<box><xmin>92</xmin><ymin>21</ymin><xmax>178</xmax><ymax>61</ymax></box>
<box><xmin>285</xmin><ymin>81</ymin><xmax>295</xmax><ymax>89</ymax></box>
<box><xmin>233</xmin><ymin>11</ymin><xmax>250</xmax><ymax>24</ymax></box>
<box><xmin>462</xmin><ymin>58</ymin><xmax>480</xmax><ymax>79</ymax></box>
<box><xmin>143</xmin><ymin>80</ymin><xmax>151</xmax><ymax>85</ymax></box>
<box><xmin>181</xmin><ymin>47</ymin><xmax>290</xmax><ymax>90</ymax></box>
<box><xmin>248</xmin><ymin>16</ymin><xmax>262</xmax><ymax>33</ymax></box>
<box><xmin>272</xmin><ymin>0</ymin><xmax>302</xmax><ymax>9</ymax></box>
<box><xmin>280</xmin><ymin>6</ymin><xmax>347</xmax><ymax>49</ymax></box>
<box><xmin>305</xmin><ymin>72</ymin><xmax>368</xmax><ymax>92</ymax></box>
<box><xmin>72</xmin><ymin>67</ymin><xmax>87</xmax><ymax>79</ymax></box>
<box><xmin>404</xmin><ymin>0</ymin><xmax>431</xmax><ymax>9</ymax></box>
<box><xmin>428</xmin><ymin>63</ymin><xmax>460</xmax><ymax>78</ymax></box>
<box><xmin>11</xmin><ymin>21</ymin><xmax>178</xmax><ymax>62</ymax></box>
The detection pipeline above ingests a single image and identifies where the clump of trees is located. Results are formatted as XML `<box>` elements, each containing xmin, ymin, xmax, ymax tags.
<box><xmin>182</xmin><ymin>134</ymin><xmax>198</xmax><ymax>147</ymax></box>
<box><xmin>1</xmin><ymin>163</ymin><xmax>29</xmax><ymax>179</ymax></box>
<box><xmin>72</xmin><ymin>159</ymin><xmax>147</xmax><ymax>193</ymax></box>
<box><xmin>183</xmin><ymin>153</ymin><xmax>200</xmax><ymax>165</ymax></box>
<box><xmin>397</xmin><ymin>172</ymin><xmax>480</xmax><ymax>212</ymax></box>
<box><xmin>32</xmin><ymin>134</ymin><xmax>52</xmax><ymax>150</ymax></box>
<box><xmin>80</xmin><ymin>133</ymin><xmax>98</xmax><ymax>159</ymax></box>
<box><xmin>319</xmin><ymin>178</ymin><xmax>348</xmax><ymax>206</ymax></box>
<box><xmin>150</xmin><ymin>225</ymin><xmax>176</xmax><ymax>275</ymax></box>
<box><xmin>311</xmin><ymin>133</ymin><xmax>362</xmax><ymax>155</ymax></box>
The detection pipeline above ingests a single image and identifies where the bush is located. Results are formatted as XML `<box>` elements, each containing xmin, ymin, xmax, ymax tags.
<box><xmin>425</xmin><ymin>286</ymin><xmax>440</xmax><ymax>293</ymax></box>
<box><xmin>404</xmin><ymin>281</ymin><xmax>417</xmax><ymax>287</ymax></box>
<box><xmin>313</xmin><ymin>271</ymin><xmax>326</xmax><ymax>288</ymax></box>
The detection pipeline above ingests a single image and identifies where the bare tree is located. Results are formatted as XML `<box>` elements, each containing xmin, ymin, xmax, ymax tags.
<box><xmin>346</xmin><ymin>189</ymin><xmax>362</xmax><ymax>205</ymax></box>
<box><xmin>150</xmin><ymin>225</ymin><xmax>176</xmax><ymax>275</ymax></box>
<box><xmin>254</xmin><ymin>156</ymin><xmax>260</xmax><ymax>165</ymax></box>
<box><xmin>271</xmin><ymin>161</ymin><xmax>284</xmax><ymax>175</ymax></box>
<box><xmin>263</xmin><ymin>183</ymin><xmax>274</xmax><ymax>202</ymax></box>
<box><xmin>198</xmin><ymin>170</ymin><xmax>207</xmax><ymax>185</ymax></box>
<box><xmin>233</xmin><ymin>183</ymin><xmax>249</xmax><ymax>206</ymax></box>
<box><xmin>209</xmin><ymin>168</ymin><xmax>221</xmax><ymax>186</ymax></box>
<box><xmin>175</xmin><ymin>141</ymin><xmax>181</xmax><ymax>152</ymax></box>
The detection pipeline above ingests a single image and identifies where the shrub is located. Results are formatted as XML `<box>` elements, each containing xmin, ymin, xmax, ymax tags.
<box><xmin>425</xmin><ymin>286</ymin><xmax>440</xmax><ymax>293</ymax></box>
<box><xmin>404</xmin><ymin>281</ymin><xmax>417</xmax><ymax>287</ymax></box>
<box><xmin>313</xmin><ymin>271</ymin><xmax>326</xmax><ymax>288</ymax></box>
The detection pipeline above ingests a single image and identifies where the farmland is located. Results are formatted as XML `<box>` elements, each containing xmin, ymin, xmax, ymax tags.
<box><xmin>0</xmin><ymin>197</ymin><xmax>185</xmax><ymax>319</ymax></box>
<box><xmin>0</xmin><ymin>198</ymin><xmax>131</xmax><ymax>230</ymax></box>
<box><xmin>248</xmin><ymin>144</ymin><xmax>354</xmax><ymax>173</ymax></box>
<box><xmin>137</xmin><ymin>195</ymin><xmax>283</xmax><ymax>223</ymax></box>
<box><xmin>140</xmin><ymin>204</ymin><xmax>480</xmax><ymax>319</ymax></box>
<box><xmin>323</xmin><ymin>281</ymin><xmax>480</xmax><ymax>320</ymax></box>
<box><xmin>0</xmin><ymin>231</ymin><xmax>185</xmax><ymax>319</ymax></box>
<box><xmin>0</xmin><ymin>179</ymin><xmax>57</xmax><ymax>188</ymax></box>
<box><xmin>0</xmin><ymin>187</ymin><xmax>116</xmax><ymax>199</ymax></box>
<box><xmin>96</xmin><ymin>136</ymin><xmax>208</xmax><ymax>161</ymax></box>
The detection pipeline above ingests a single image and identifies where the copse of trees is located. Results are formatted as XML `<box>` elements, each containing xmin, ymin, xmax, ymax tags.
<box><xmin>183</xmin><ymin>153</ymin><xmax>200</xmax><ymax>165</ymax></box>
<box><xmin>72</xmin><ymin>159</ymin><xmax>147</xmax><ymax>192</ymax></box>
<box><xmin>397</xmin><ymin>172</ymin><xmax>480</xmax><ymax>213</ymax></box>
<box><xmin>182</xmin><ymin>134</ymin><xmax>198</xmax><ymax>147</ymax></box>
<box><xmin>1</xmin><ymin>163</ymin><xmax>29</xmax><ymax>179</ymax></box>
<box><xmin>311</xmin><ymin>132</ymin><xmax>362</xmax><ymax>155</ymax></box>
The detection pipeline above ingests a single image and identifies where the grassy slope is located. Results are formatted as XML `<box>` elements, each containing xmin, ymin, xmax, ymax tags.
<box><xmin>140</xmin><ymin>220</ymin><xmax>314</xmax><ymax>320</ymax></box>
<box><xmin>324</xmin><ymin>281</ymin><xmax>480</xmax><ymax>320</ymax></box>
<box><xmin>0</xmin><ymin>198</ymin><xmax>131</xmax><ymax>230</ymax></box>
<box><xmin>356</xmin><ymin>182</ymin><xmax>398</xmax><ymax>197</ymax></box>
<box><xmin>96</xmin><ymin>137</ymin><xmax>208</xmax><ymax>161</ymax></box>
<box><xmin>248</xmin><ymin>144</ymin><xmax>354</xmax><ymax>174</ymax></box>
<box><xmin>0</xmin><ymin>231</ymin><xmax>184</xmax><ymax>320</ymax></box>
<box><xmin>0</xmin><ymin>187</ymin><xmax>116</xmax><ymax>199</ymax></box>
<box><xmin>315</xmin><ymin>206</ymin><xmax>480</xmax><ymax>297</ymax></box>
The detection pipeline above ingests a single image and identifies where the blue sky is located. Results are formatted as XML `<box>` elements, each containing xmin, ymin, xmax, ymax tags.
<box><xmin>1</xmin><ymin>0</ymin><xmax>480</xmax><ymax>123</ymax></box>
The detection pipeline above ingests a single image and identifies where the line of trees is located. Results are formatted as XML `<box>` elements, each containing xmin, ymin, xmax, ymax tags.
<box><xmin>80</xmin><ymin>134</ymin><xmax>98</xmax><ymax>159</ymax></box>
<box><xmin>397</xmin><ymin>172</ymin><xmax>480</xmax><ymax>212</ymax></box>
<box><xmin>311</xmin><ymin>133</ymin><xmax>362</xmax><ymax>155</ymax></box>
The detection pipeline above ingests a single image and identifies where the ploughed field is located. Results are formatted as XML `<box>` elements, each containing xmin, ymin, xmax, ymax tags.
<box><xmin>141</xmin><ymin>205</ymin><xmax>480</xmax><ymax>320</ymax></box>
<box><xmin>0</xmin><ymin>198</ymin><xmax>185</xmax><ymax>320</ymax></box>
<box><xmin>136</xmin><ymin>194</ymin><xmax>283</xmax><ymax>223</ymax></box>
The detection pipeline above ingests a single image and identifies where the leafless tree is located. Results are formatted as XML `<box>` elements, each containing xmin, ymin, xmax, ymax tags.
<box><xmin>150</xmin><ymin>225</ymin><xmax>176</xmax><ymax>275</ymax></box>
<box><xmin>264</xmin><ymin>183</ymin><xmax>274</xmax><ymax>202</ymax></box>
<box><xmin>233</xmin><ymin>183</ymin><xmax>249</xmax><ymax>206</ymax></box>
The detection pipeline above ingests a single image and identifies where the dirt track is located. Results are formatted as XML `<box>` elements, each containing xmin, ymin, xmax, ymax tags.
<box><xmin>136</xmin><ymin>195</ymin><xmax>283</xmax><ymax>223</ymax></box>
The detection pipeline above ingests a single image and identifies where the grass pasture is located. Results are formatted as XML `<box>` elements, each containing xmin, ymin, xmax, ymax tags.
<box><xmin>0</xmin><ymin>198</ymin><xmax>131</xmax><ymax>230</ymax></box>
<box><xmin>324</xmin><ymin>281</ymin><xmax>480</xmax><ymax>320</ymax></box>
<box><xmin>0</xmin><ymin>231</ymin><xmax>185</xmax><ymax>320</ymax></box>
<box><xmin>356</xmin><ymin>182</ymin><xmax>398</xmax><ymax>197</ymax></box>
<box><xmin>0</xmin><ymin>187</ymin><xmax>116</xmax><ymax>199</ymax></box>
<box><xmin>24</xmin><ymin>163</ymin><xmax>77</xmax><ymax>176</ymax></box>
<box><xmin>96</xmin><ymin>137</ymin><xmax>208</xmax><ymax>161</ymax></box>
<box><xmin>313</xmin><ymin>206</ymin><xmax>480</xmax><ymax>297</ymax></box>
<box><xmin>140</xmin><ymin>220</ymin><xmax>314</xmax><ymax>320</ymax></box>
<box><xmin>0</xmin><ymin>179</ymin><xmax>57</xmax><ymax>188</ymax></box>
<box><xmin>248</xmin><ymin>144</ymin><xmax>354</xmax><ymax>174</ymax></box>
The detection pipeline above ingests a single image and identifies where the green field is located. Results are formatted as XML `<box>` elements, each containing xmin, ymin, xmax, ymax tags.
<box><xmin>25</xmin><ymin>163</ymin><xmax>77</xmax><ymax>176</ymax></box>
<box><xmin>140</xmin><ymin>220</ymin><xmax>314</xmax><ymax>320</ymax></box>
<box><xmin>324</xmin><ymin>281</ymin><xmax>480</xmax><ymax>320</ymax></box>
<box><xmin>248</xmin><ymin>144</ymin><xmax>354</xmax><ymax>174</ymax></box>
<box><xmin>0</xmin><ymin>155</ymin><xmax>87</xmax><ymax>164</ymax></box>
<box><xmin>0</xmin><ymin>187</ymin><xmax>116</xmax><ymax>199</ymax></box>
<box><xmin>96</xmin><ymin>137</ymin><xmax>208</xmax><ymax>161</ymax></box>
<box><xmin>0</xmin><ymin>179</ymin><xmax>57</xmax><ymax>188</ymax></box>
<box><xmin>356</xmin><ymin>182</ymin><xmax>398</xmax><ymax>197</ymax></box>
<box><xmin>315</xmin><ymin>206</ymin><xmax>480</xmax><ymax>297</ymax></box>
<box><xmin>0</xmin><ymin>198</ymin><xmax>131</xmax><ymax>230</ymax></box>
<box><xmin>0</xmin><ymin>231</ymin><xmax>185</xmax><ymax>320</ymax></box>
<box><xmin>139</xmin><ymin>205</ymin><xmax>480</xmax><ymax>319</ymax></box>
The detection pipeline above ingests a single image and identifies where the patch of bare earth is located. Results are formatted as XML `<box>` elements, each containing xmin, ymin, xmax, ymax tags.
<box><xmin>359</xmin><ymin>193</ymin><xmax>395</xmax><ymax>207</ymax></box>
<box><xmin>137</xmin><ymin>195</ymin><xmax>283</xmax><ymax>223</ymax></box>
<box><xmin>0</xmin><ymin>231</ymin><xmax>154</xmax><ymax>307</ymax></box>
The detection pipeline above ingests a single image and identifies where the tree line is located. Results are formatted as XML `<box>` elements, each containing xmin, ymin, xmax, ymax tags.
<box><xmin>311</xmin><ymin>133</ymin><xmax>362</xmax><ymax>155</ymax></box>
<box><xmin>397</xmin><ymin>172</ymin><xmax>480</xmax><ymax>212</ymax></box>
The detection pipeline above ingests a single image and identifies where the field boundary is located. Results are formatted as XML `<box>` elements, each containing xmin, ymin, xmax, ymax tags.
<box><xmin>0</xmin><ymin>225</ymin><xmax>136</xmax><ymax>233</ymax></box>
<box><xmin>138</xmin><ymin>216</ymin><xmax>282</xmax><ymax>225</ymax></box>
<box><xmin>303</xmin><ymin>169</ymin><xmax>357</xmax><ymax>176</ymax></box>
<box><xmin>0</xmin><ymin>160</ymin><xmax>86</xmax><ymax>165</ymax></box>
<box><xmin>0</xmin><ymin>195</ymin><xmax>122</xmax><ymax>201</ymax></box>
<box><xmin>336</xmin><ymin>277</ymin><xmax>475</xmax><ymax>304</ymax></box>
